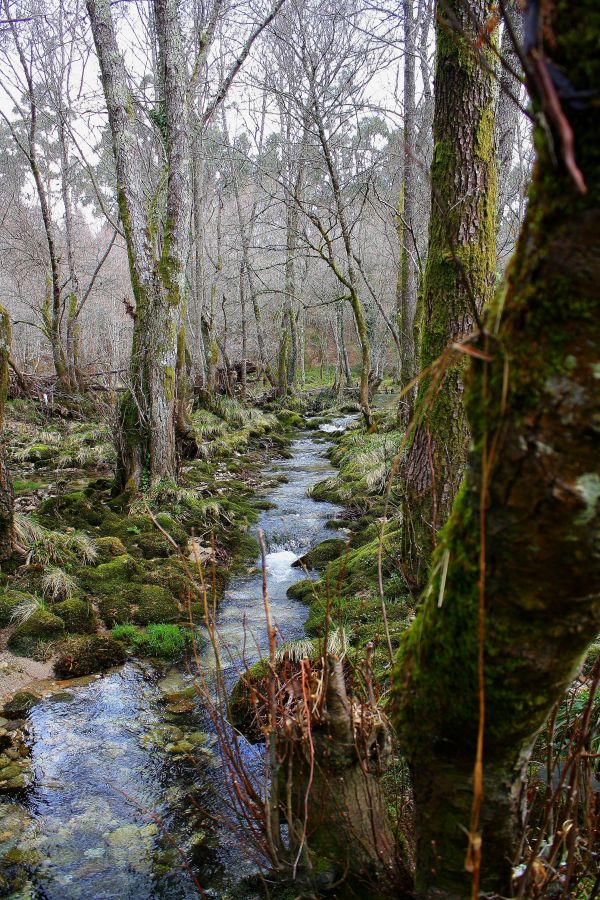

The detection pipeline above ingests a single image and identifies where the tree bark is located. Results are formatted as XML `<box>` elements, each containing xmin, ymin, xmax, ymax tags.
<box><xmin>402</xmin><ymin>0</ymin><xmax>498</xmax><ymax>584</ymax></box>
<box><xmin>494</xmin><ymin>3</ymin><xmax>523</xmax><ymax>232</ymax></box>
<box><xmin>393</xmin><ymin>2</ymin><xmax>600</xmax><ymax>895</ymax></box>
<box><xmin>0</xmin><ymin>306</ymin><xmax>14</xmax><ymax>562</ymax></box>
<box><xmin>397</xmin><ymin>0</ymin><xmax>418</xmax><ymax>426</ymax></box>
<box><xmin>87</xmin><ymin>0</ymin><xmax>191</xmax><ymax>490</ymax></box>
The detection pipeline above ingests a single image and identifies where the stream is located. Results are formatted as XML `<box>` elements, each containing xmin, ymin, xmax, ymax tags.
<box><xmin>0</xmin><ymin>418</ymin><xmax>352</xmax><ymax>899</ymax></box>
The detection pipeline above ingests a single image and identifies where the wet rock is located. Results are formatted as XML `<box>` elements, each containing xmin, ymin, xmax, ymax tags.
<box><xmin>164</xmin><ymin>699</ymin><xmax>195</xmax><ymax>716</ymax></box>
<box><xmin>292</xmin><ymin>538</ymin><xmax>346</xmax><ymax>571</ymax></box>
<box><xmin>165</xmin><ymin>740</ymin><xmax>194</xmax><ymax>755</ymax></box>
<box><xmin>2</xmin><ymin>692</ymin><xmax>38</xmax><ymax>720</ymax></box>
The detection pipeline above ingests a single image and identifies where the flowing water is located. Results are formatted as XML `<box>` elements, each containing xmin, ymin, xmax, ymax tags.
<box><xmin>0</xmin><ymin>419</ymin><xmax>352</xmax><ymax>900</ymax></box>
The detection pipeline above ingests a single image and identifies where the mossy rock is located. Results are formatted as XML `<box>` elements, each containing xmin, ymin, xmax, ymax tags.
<box><xmin>53</xmin><ymin>635</ymin><xmax>126</xmax><ymax>678</ymax></box>
<box><xmin>82</xmin><ymin>554</ymin><xmax>141</xmax><ymax>593</ymax></box>
<box><xmin>292</xmin><ymin>539</ymin><xmax>347</xmax><ymax>572</ymax></box>
<box><xmin>27</xmin><ymin>444</ymin><xmax>56</xmax><ymax>466</ymax></box>
<box><xmin>135</xmin><ymin>531</ymin><xmax>175</xmax><ymax>559</ymax></box>
<box><xmin>153</xmin><ymin>514</ymin><xmax>188</xmax><ymax>545</ymax></box>
<box><xmin>308</xmin><ymin>478</ymin><xmax>346</xmax><ymax>504</ymax></box>
<box><xmin>286</xmin><ymin>579</ymin><xmax>317</xmax><ymax>603</ymax></box>
<box><xmin>229</xmin><ymin>657</ymin><xmax>270</xmax><ymax>742</ymax></box>
<box><xmin>38</xmin><ymin>491</ymin><xmax>104</xmax><ymax>528</ymax></box>
<box><xmin>129</xmin><ymin>585</ymin><xmax>180</xmax><ymax>625</ymax></box>
<box><xmin>7</xmin><ymin>608</ymin><xmax>65</xmax><ymax>656</ymax></box>
<box><xmin>94</xmin><ymin>536</ymin><xmax>127</xmax><ymax>563</ymax></box>
<box><xmin>3</xmin><ymin>691</ymin><xmax>39</xmax><ymax>719</ymax></box>
<box><xmin>0</xmin><ymin>590</ymin><xmax>36</xmax><ymax>627</ymax></box>
<box><xmin>53</xmin><ymin>598</ymin><xmax>95</xmax><ymax>633</ymax></box>
<box><xmin>277</xmin><ymin>410</ymin><xmax>306</xmax><ymax>428</ymax></box>
<box><xmin>98</xmin><ymin>512</ymin><xmax>155</xmax><ymax>548</ymax></box>
<box><xmin>144</xmin><ymin>558</ymin><xmax>193</xmax><ymax>603</ymax></box>
<box><xmin>97</xmin><ymin>593</ymin><xmax>131</xmax><ymax>627</ymax></box>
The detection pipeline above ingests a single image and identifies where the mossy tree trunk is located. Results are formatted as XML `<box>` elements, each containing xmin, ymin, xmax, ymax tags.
<box><xmin>401</xmin><ymin>0</ymin><xmax>498</xmax><ymax>584</ymax></box>
<box><xmin>0</xmin><ymin>306</ymin><xmax>14</xmax><ymax>562</ymax></box>
<box><xmin>393</xmin><ymin>2</ymin><xmax>600</xmax><ymax>895</ymax></box>
<box><xmin>87</xmin><ymin>0</ymin><xmax>191</xmax><ymax>491</ymax></box>
<box><xmin>397</xmin><ymin>0</ymin><xmax>418</xmax><ymax>425</ymax></box>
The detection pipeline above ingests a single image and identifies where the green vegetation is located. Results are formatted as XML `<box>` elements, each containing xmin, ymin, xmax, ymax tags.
<box><xmin>111</xmin><ymin>623</ymin><xmax>194</xmax><ymax>659</ymax></box>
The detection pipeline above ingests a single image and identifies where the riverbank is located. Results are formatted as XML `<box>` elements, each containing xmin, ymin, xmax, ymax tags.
<box><xmin>0</xmin><ymin>394</ymin><xmax>359</xmax><ymax>898</ymax></box>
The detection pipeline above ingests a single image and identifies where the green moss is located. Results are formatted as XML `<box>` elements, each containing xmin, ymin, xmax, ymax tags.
<box><xmin>94</xmin><ymin>535</ymin><xmax>128</xmax><ymax>562</ymax></box>
<box><xmin>111</xmin><ymin>623</ymin><xmax>193</xmax><ymax>659</ymax></box>
<box><xmin>135</xmin><ymin>530</ymin><xmax>175</xmax><ymax>559</ymax></box>
<box><xmin>286</xmin><ymin>579</ymin><xmax>317</xmax><ymax>602</ymax></box>
<box><xmin>82</xmin><ymin>553</ymin><xmax>142</xmax><ymax>592</ymax></box>
<box><xmin>8</xmin><ymin>608</ymin><xmax>65</xmax><ymax>655</ymax></box>
<box><xmin>0</xmin><ymin>590</ymin><xmax>35</xmax><ymax>626</ymax></box>
<box><xmin>38</xmin><ymin>491</ymin><xmax>103</xmax><ymax>528</ymax></box>
<box><xmin>97</xmin><ymin>594</ymin><xmax>131</xmax><ymax>627</ymax></box>
<box><xmin>292</xmin><ymin>538</ymin><xmax>347</xmax><ymax>572</ymax></box>
<box><xmin>129</xmin><ymin>585</ymin><xmax>180</xmax><ymax>625</ymax></box>
<box><xmin>144</xmin><ymin>557</ymin><xmax>193</xmax><ymax>603</ymax></box>
<box><xmin>12</xmin><ymin>478</ymin><xmax>46</xmax><ymax>495</ymax></box>
<box><xmin>53</xmin><ymin>598</ymin><xmax>95</xmax><ymax>633</ymax></box>
<box><xmin>53</xmin><ymin>635</ymin><xmax>126</xmax><ymax>678</ymax></box>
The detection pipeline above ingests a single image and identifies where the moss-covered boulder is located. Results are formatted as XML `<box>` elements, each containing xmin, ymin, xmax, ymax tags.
<box><xmin>97</xmin><ymin>593</ymin><xmax>131</xmax><ymax>627</ymax></box>
<box><xmin>53</xmin><ymin>598</ymin><xmax>95</xmax><ymax>633</ymax></box>
<box><xmin>2</xmin><ymin>691</ymin><xmax>38</xmax><ymax>719</ymax></box>
<box><xmin>308</xmin><ymin>477</ymin><xmax>346</xmax><ymax>504</ymax></box>
<box><xmin>135</xmin><ymin>531</ymin><xmax>175</xmax><ymax>559</ymax></box>
<box><xmin>292</xmin><ymin>539</ymin><xmax>347</xmax><ymax>572</ymax></box>
<box><xmin>286</xmin><ymin>579</ymin><xmax>317</xmax><ymax>603</ymax></box>
<box><xmin>0</xmin><ymin>590</ymin><xmax>35</xmax><ymax>627</ymax></box>
<box><xmin>130</xmin><ymin>585</ymin><xmax>180</xmax><ymax>625</ymax></box>
<box><xmin>7</xmin><ymin>608</ymin><xmax>65</xmax><ymax>655</ymax></box>
<box><xmin>94</xmin><ymin>535</ymin><xmax>127</xmax><ymax>563</ymax></box>
<box><xmin>229</xmin><ymin>657</ymin><xmax>270</xmax><ymax>742</ymax></box>
<box><xmin>145</xmin><ymin>558</ymin><xmax>193</xmax><ymax>603</ymax></box>
<box><xmin>82</xmin><ymin>553</ymin><xmax>141</xmax><ymax>593</ymax></box>
<box><xmin>27</xmin><ymin>443</ymin><xmax>56</xmax><ymax>466</ymax></box>
<box><xmin>54</xmin><ymin>635</ymin><xmax>126</xmax><ymax>678</ymax></box>
<box><xmin>38</xmin><ymin>491</ymin><xmax>104</xmax><ymax>528</ymax></box>
<box><xmin>277</xmin><ymin>410</ymin><xmax>306</xmax><ymax>428</ymax></box>
<box><xmin>98</xmin><ymin>512</ymin><xmax>155</xmax><ymax>549</ymax></box>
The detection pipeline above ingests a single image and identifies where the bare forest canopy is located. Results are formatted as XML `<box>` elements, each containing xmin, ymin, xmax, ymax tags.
<box><xmin>0</xmin><ymin>0</ymin><xmax>529</xmax><ymax>393</ymax></box>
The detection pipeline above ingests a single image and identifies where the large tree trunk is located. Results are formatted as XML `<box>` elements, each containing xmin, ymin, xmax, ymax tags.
<box><xmin>393</xmin><ymin>2</ymin><xmax>600</xmax><ymax>896</ymax></box>
<box><xmin>401</xmin><ymin>0</ymin><xmax>498</xmax><ymax>585</ymax></box>
<box><xmin>0</xmin><ymin>307</ymin><xmax>14</xmax><ymax>562</ymax></box>
<box><xmin>87</xmin><ymin>0</ymin><xmax>190</xmax><ymax>490</ymax></box>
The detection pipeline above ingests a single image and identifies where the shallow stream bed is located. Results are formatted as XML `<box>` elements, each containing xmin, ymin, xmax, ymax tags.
<box><xmin>0</xmin><ymin>420</ymin><xmax>351</xmax><ymax>899</ymax></box>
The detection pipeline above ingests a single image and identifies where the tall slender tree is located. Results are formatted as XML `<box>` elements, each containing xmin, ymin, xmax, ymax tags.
<box><xmin>87</xmin><ymin>0</ymin><xmax>191</xmax><ymax>489</ymax></box>
<box><xmin>401</xmin><ymin>0</ymin><xmax>498</xmax><ymax>583</ymax></box>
